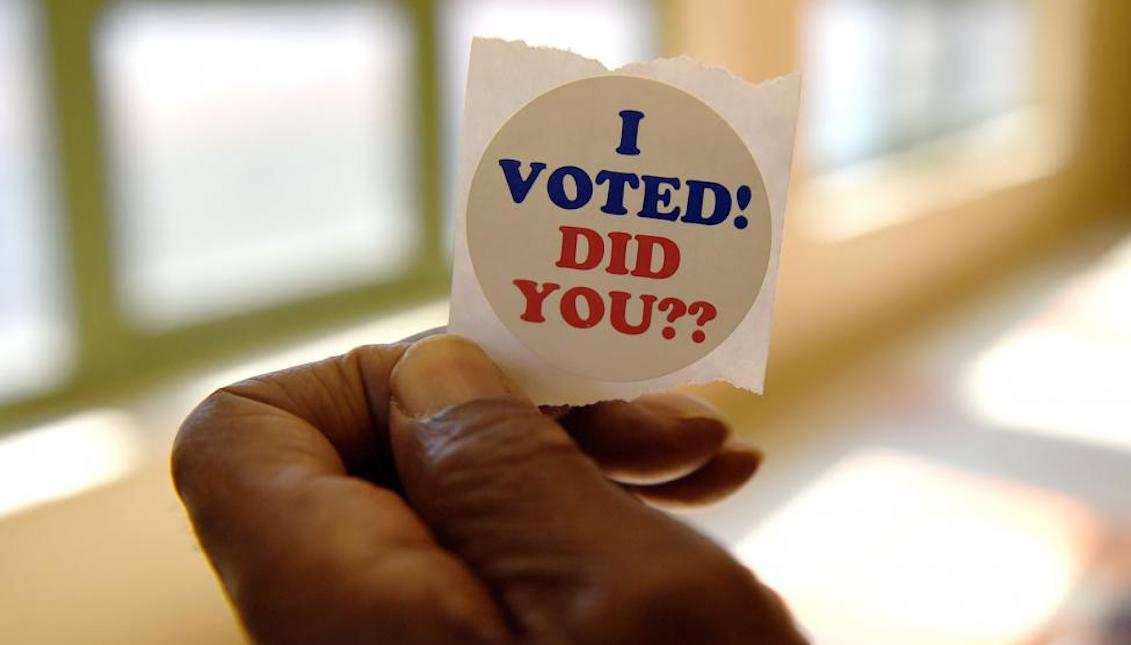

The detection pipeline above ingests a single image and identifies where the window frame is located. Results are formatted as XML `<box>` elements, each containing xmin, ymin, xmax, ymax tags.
<box><xmin>793</xmin><ymin>0</ymin><xmax>1088</xmax><ymax>241</ymax></box>
<box><xmin>664</xmin><ymin>0</ymin><xmax>1108</xmax><ymax>377</ymax></box>
<box><xmin>1</xmin><ymin>0</ymin><xmax>449</xmax><ymax>429</ymax></box>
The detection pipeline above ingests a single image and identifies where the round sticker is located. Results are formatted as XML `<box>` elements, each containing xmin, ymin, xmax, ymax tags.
<box><xmin>467</xmin><ymin>75</ymin><xmax>771</xmax><ymax>382</ymax></box>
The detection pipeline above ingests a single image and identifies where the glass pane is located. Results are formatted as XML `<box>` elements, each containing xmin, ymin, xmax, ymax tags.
<box><xmin>96</xmin><ymin>2</ymin><xmax>418</xmax><ymax>330</ymax></box>
<box><xmin>438</xmin><ymin>0</ymin><xmax>658</xmax><ymax>247</ymax></box>
<box><xmin>0</xmin><ymin>0</ymin><xmax>73</xmax><ymax>404</ymax></box>
<box><xmin>928</xmin><ymin>0</ymin><xmax>1030</xmax><ymax>135</ymax></box>
<box><xmin>807</xmin><ymin>0</ymin><xmax>1031</xmax><ymax>172</ymax></box>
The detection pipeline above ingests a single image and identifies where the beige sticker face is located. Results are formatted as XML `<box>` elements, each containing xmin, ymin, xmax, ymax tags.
<box><xmin>467</xmin><ymin>75</ymin><xmax>771</xmax><ymax>382</ymax></box>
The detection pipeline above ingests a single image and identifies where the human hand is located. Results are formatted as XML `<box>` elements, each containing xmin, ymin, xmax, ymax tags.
<box><xmin>173</xmin><ymin>334</ymin><xmax>806</xmax><ymax>644</ymax></box>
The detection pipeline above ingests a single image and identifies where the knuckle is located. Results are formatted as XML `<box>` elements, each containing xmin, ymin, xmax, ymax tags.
<box><xmin>170</xmin><ymin>388</ymin><xmax>227</xmax><ymax>494</ymax></box>
<box><xmin>170</xmin><ymin>386</ymin><xmax>253</xmax><ymax>497</ymax></box>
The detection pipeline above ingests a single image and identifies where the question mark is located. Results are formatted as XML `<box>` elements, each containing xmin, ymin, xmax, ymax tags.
<box><xmin>686</xmin><ymin>301</ymin><xmax>717</xmax><ymax>344</ymax></box>
<box><xmin>657</xmin><ymin>297</ymin><xmax>687</xmax><ymax>340</ymax></box>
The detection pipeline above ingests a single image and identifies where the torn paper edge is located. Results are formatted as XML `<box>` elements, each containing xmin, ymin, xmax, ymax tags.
<box><xmin>448</xmin><ymin>38</ymin><xmax>801</xmax><ymax>405</ymax></box>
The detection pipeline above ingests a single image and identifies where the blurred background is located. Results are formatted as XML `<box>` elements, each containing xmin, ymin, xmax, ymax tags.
<box><xmin>1</xmin><ymin>0</ymin><xmax>1128</xmax><ymax>643</ymax></box>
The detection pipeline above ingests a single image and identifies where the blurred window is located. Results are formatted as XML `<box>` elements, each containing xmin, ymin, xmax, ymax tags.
<box><xmin>437</xmin><ymin>0</ymin><xmax>657</xmax><ymax>244</ymax></box>
<box><xmin>96</xmin><ymin>2</ymin><xmax>417</xmax><ymax>329</ymax></box>
<box><xmin>2</xmin><ymin>0</ymin><xmax>664</xmax><ymax>424</ymax></box>
<box><xmin>807</xmin><ymin>0</ymin><xmax>1032</xmax><ymax>172</ymax></box>
<box><xmin>0</xmin><ymin>0</ymin><xmax>72</xmax><ymax>404</ymax></box>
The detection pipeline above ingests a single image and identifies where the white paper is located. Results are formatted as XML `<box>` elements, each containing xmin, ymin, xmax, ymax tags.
<box><xmin>449</xmin><ymin>38</ymin><xmax>800</xmax><ymax>405</ymax></box>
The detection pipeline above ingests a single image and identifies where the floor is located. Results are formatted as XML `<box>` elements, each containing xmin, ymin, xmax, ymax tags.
<box><xmin>687</xmin><ymin>225</ymin><xmax>1131</xmax><ymax>644</ymax></box>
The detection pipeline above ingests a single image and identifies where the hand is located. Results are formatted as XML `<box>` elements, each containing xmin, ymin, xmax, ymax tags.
<box><xmin>173</xmin><ymin>334</ymin><xmax>806</xmax><ymax>644</ymax></box>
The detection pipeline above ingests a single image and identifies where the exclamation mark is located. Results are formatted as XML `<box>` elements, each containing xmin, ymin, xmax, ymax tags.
<box><xmin>734</xmin><ymin>185</ymin><xmax>751</xmax><ymax>230</ymax></box>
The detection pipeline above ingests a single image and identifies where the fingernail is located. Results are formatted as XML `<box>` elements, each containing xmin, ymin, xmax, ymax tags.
<box><xmin>632</xmin><ymin>392</ymin><xmax>725</xmax><ymax>423</ymax></box>
<box><xmin>390</xmin><ymin>335</ymin><xmax>514</xmax><ymax>418</ymax></box>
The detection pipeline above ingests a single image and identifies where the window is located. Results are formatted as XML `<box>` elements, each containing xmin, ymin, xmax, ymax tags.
<box><xmin>0</xmin><ymin>0</ymin><xmax>72</xmax><ymax>405</ymax></box>
<box><xmin>96</xmin><ymin>2</ymin><xmax>417</xmax><ymax>329</ymax></box>
<box><xmin>807</xmin><ymin>0</ymin><xmax>1032</xmax><ymax>173</ymax></box>
<box><xmin>1</xmin><ymin>0</ymin><xmax>664</xmax><ymax>428</ymax></box>
<box><xmin>799</xmin><ymin>0</ymin><xmax>1078</xmax><ymax>241</ymax></box>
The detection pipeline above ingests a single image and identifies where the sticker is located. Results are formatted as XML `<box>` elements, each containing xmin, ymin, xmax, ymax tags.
<box><xmin>466</xmin><ymin>75</ymin><xmax>771</xmax><ymax>381</ymax></box>
<box><xmin>448</xmin><ymin>38</ymin><xmax>799</xmax><ymax>405</ymax></box>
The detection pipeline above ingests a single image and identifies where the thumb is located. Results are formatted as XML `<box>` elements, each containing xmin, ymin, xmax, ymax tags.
<box><xmin>388</xmin><ymin>335</ymin><xmax>805</xmax><ymax>645</ymax></box>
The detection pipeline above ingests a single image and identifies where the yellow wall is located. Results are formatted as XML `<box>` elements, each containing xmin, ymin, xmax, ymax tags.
<box><xmin>668</xmin><ymin>0</ymin><xmax>1131</xmax><ymax>392</ymax></box>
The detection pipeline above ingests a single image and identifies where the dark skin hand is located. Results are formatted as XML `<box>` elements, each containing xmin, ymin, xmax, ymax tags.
<box><xmin>173</xmin><ymin>334</ymin><xmax>807</xmax><ymax>644</ymax></box>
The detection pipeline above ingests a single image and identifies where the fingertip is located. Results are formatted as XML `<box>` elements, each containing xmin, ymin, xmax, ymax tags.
<box><xmin>390</xmin><ymin>335</ymin><xmax>521</xmax><ymax>419</ymax></box>
<box><xmin>563</xmin><ymin>393</ymin><xmax>731</xmax><ymax>486</ymax></box>
<box><xmin>629</xmin><ymin>392</ymin><xmax>732</xmax><ymax>457</ymax></box>
<box><xmin>627</xmin><ymin>442</ymin><xmax>763</xmax><ymax>510</ymax></box>
<box><xmin>396</xmin><ymin>325</ymin><xmax>449</xmax><ymax>344</ymax></box>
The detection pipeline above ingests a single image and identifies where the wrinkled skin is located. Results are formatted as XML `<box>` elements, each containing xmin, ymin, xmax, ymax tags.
<box><xmin>172</xmin><ymin>335</ymin><xmax>807</xmax><ymax>644</ymax></box>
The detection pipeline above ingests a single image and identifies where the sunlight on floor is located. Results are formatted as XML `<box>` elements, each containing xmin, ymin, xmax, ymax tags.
<box><xmin>735</xmin><ymin>450</ymin><xmax>1102</xmax><ymax>645</ymax></box>
<box><xmin>964</xmin><ymin>236</ymin><xmax>1131</xmax><ymax>453</ymax></box>
<box><xmin>0</xmin><ymin>300</ymin><xmax>448</xmax><ymax>522</ymax></box>
<box><xmin>0</xmin><ymin>409</ymin><xmax>141</xmax><ymax>518</ymax></box>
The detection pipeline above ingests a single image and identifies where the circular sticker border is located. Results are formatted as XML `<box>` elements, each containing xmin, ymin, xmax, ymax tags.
<box><xmin>465</xmin><ymin>74</ymin><xmax>772</xmax><ymax>381</ymax></box>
